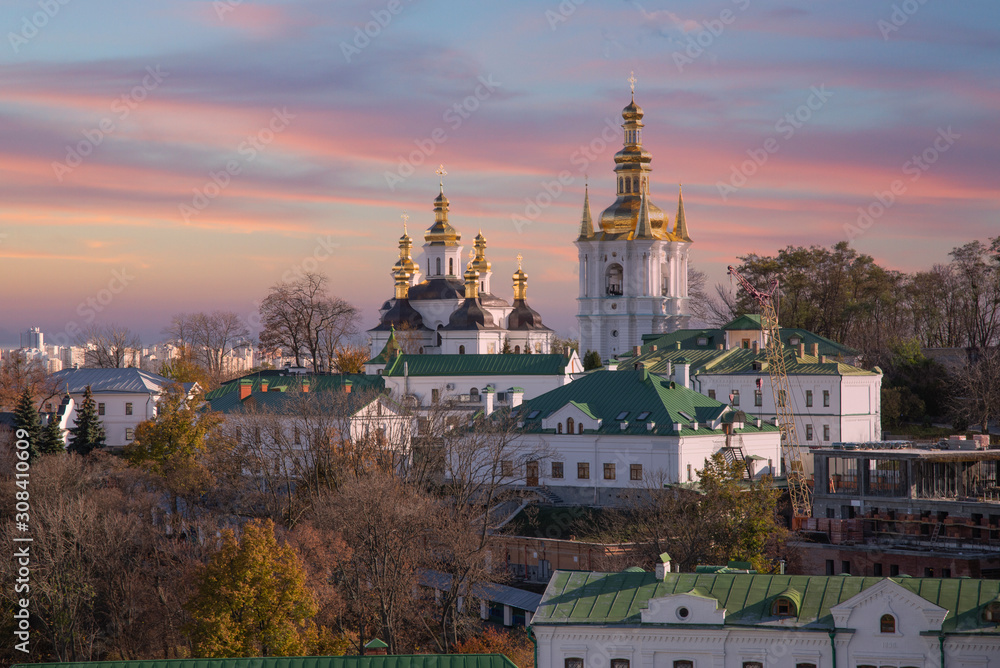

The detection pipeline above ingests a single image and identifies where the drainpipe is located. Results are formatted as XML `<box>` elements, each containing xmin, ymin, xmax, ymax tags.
<box><xmin>939</xmin><ymin>634</ymin><xmax>945</xmax><ymax>668</ymax></box>
<box><xmin>527</xmin><ymin>626</ymin><xmax>538</xmax><ymax>668</ymax></box>
<box><xmin>828</xmin><ymin>630</ymin><xmax>837</xmax><ymax>668</ymax></box>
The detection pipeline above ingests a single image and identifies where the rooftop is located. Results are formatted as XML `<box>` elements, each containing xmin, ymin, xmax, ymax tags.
<box><xmin>49</xmin><ymin>367</ymin><xmax>184</xmax><ymax>394</ymax></box>
<box><xmin>383</xmin><ymin>353</ymin><xmax>573</xmax><ymax>377</ymax></box>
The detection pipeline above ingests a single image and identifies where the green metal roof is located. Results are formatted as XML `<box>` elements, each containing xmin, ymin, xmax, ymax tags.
<box><xmin>513</xmin><ymin>369</ymin><xmax>779</xmax><ymax>437</ymax></box>
<box><xmin>639</xmin><ymin>321</ymin><xmax>858</xmax><ymax>358</ymax></box>
<box><xmin>205</xmin><ymin>373</ymin><xmax>385</xmax><ymax>414</ymax></box>
<box><xmin>384</xmin><ymin>354</ymin><xmax>571</xmax><ymax>377</ymax></box>
<box><xmin>620</xmin><ymin>345</ymin><xmax>876</xmax><ymax>378</ymax></box>
<box><xmin>532</xmin><ymin>571</ymin><xmax>1000</xmax><ymax>633</ymax></box>
<box><xmin>13</xmin><ymin>654</ymin><xmax>520</xmax><ymax>668</ymax></box>
<box><xmin>722</xmin><ymin>314</ymin><xmax>763</xmax><ymax>330</ymax></box>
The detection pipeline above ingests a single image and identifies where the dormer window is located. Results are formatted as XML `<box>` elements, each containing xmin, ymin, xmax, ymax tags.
<box><xmin>789</xmin><ymin>336</ymin><xmax>801</xmax><ymax>346</ymax></box>
<box><xmin>772</xmin><ymin>598</ymin><xmax>794</xmax><ymax>617</ymax></box>
<box><xmin>983</xmin><ymin>601</ymin><xmax>1000</xmax><ymax>623</ymax></box>
<box><xmin>880</xmin><ymin>613</ymin><xmax>896</xmax><ymax>633</ymax></box>
<box><xmin>697</xmin><ymin>336</ymin><xmax>708</xmax><ymax>346</ymax></box>
<box><xmin>637</xmin><ymin>411</ymin><xmax>651</xmax><ymax>420</ymax></box>
<box><xmin>616</xmin><ymin>411</ymin><xmax>629</xmax><ymax>420</ymax></box>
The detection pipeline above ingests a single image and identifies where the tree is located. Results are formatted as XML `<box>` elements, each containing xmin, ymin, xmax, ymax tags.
<box><xmin>124</xmin><ymin>383</ymin><xmax>224</xmax><ymax>522</ymax></box>
<box><xmin>500</xmin><ymin>336</ymin><xmax>512</xmax><ymax>354</ymax></box>
<box><xmin>258</xmin><ymin>272</ymin><xmax>358</xmax><ymax>372</ymax></box>
<box><xmin>550</xmin><ymin>337</ymin><xmax>578</xmax><ymax>355</ymax></box>
<box><xmin>38</xmin><ymin>418</ymin><xmax>66</xmax><ymax>455</ymax></box>
<box><xmin>67</xmin><ymin>386</ymin><xmax>106</xmax><ymax>455</ymax></box>
<box><xmin>80</xmin><ymin>323</ymin><xmax>142</xmax><ymax>368</ymax></box>
<box><xmin>12</xmin><ymin>387</ymin><xmax>42</xmax><ymax>461</ymax></box>
<box><xmin>0</xmin><ymin>354</ymin><xmax>60</xmax><ymax>412</ymax></box>
<box><xmin>582</xmin><ymin>350</ymin><xmax>602</xmax><ymax>370</ymax></box>
<box><xmin>165</xmin><ymin>311</ymin><xmax>251</xmax><ymax>383</ymax></box>
<box><xmin>949</xmin><ymin>239</ymin><xmax>1000</xmax><ymax>349</ymax></box>
<box><xmin>951</xmin><ymin>347</ymin><xmax>1000</xmax><ymax>435</ymax></box>
<box><xmin>185</xmin><ymin>519</ymin><xmax>319</xmax><ymax>657</ymax></box>
<box><xmin>455</xmin><ymin>626</ymin><xmax>534</xmax><ymax>668</ymax></box>
<box><xmin>334</xmin><ymin>345</ymin><xmax>369</xmax><ymax>373</ymax></box>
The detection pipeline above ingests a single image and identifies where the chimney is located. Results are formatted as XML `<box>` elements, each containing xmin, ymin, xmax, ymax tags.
<box><xmin>675</xmin><ymin>341</ymin><xmax>681</xmax><ymax>350</ymax></box>
<box><xmin>483</xmin><ymin>387</ymin><xmax>495</xmax><ymax>415</ymax></box>
<box><xmin>633</xmin><ymin>345</ymin><xmax>642</xmax><ymax>356</ymax></box>
<box><xmin>646</xmin><ymin>421</ymin><xmax>656</xmax><ymax>431</ymax></box>
<box><xmin>811</xmin><ymin>343</ymin><xmax>820</xmax><ymax>357</ymax></box>
<box><xmin>654</xmin><ymin>552</ymin><xmax>672</xmax><ymax>580</ymax></box>
<box><xmin>820</xmin><ymin>355</ymin><xmax>827</xmax><ymax>364</ymax></box>
<box><xmin>798</xmin><ymin>343</ymin><xmax>806</xmax><ymax>358</ymax></box>
<box><xmin>673</xmin><ymin>422</ymin><xmax>683</xmax><ymax>433</ymax></box>
<box><xmin>343</xmin><ymin>379</ymin><xmax>351</xmax><ymax>394</ymax></box>
<box><xmin>302</xmin><ymin>378</ymin><xmax>311</xmax><ymax>393</ymax></box>
<box><xmin>752</xmin><ymin>341</ymin><xmax>759</xmax><ymax>354</ymax></box>
<box><xmin>716</xmin><ymin>343</ymin><xmax>724</xmax><ymax>350</ymax></box>
<box><xmin>239</xmin><ymin>378</ymin><xmax>252</xmax><ymax>400</ymax></box>
<box><xmin>510</xmin><ymin>387</ymin><xmax>524</xmax><ymax>408</ymax></box>
<box><xmin>674</xmin><ymin>358</ymin><xmax>690</xmax><ymax>389</ymax></box>
<box><xmin>651</xmin><ymin>345</ymin><xmax>658</xmax><ymax>352</ymax></box>
<box><xmin>620</xmin><ymin>421</ymin><xmax>628</xmax><ymax>431</ymax></box>
<box><xmin>260</xmin><ymin>378</ymin><xmax>268</xmax><ymax>393</ymax></box>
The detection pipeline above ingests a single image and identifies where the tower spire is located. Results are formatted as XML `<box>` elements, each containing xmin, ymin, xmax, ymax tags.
<box><xmin>674</xmin><ymin>184</ymin><xmax>692</xmax><ymax>242</ymax></box>
<box><xmin>578</xmin><ymin>183</ymin><xmax>594</xmax><ymax>239</ymax></box>
<box><xmin>635</xmin><ymin>182</ymin><xmax>653</xmax><ymax>239</ymax></box>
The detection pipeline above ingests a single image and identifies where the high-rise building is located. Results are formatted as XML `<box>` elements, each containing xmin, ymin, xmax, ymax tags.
<box><xmin>20</xmin><ymin>326</ymin><xmax>44</xmax><ymax>350</ymax></box>
<box><xmin>576</xmin><ymin>93</ymin><xmax>692</xmax><ymax>361</ymax></box>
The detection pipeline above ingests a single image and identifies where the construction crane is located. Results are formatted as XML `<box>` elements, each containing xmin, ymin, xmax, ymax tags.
<box><xmin>728</xmin><ymin>266</ymin><xmax>813</xmax><ymax>521</ymax></box>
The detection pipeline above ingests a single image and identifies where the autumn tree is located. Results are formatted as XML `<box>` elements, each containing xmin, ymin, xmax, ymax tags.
<box><xmin>334</xmin><ymin>344</ymin><xmax>369</xmax><ymax>373</ymax></box>
<box><xmin>0</xmin><ymin>354</ymin><xmax>60</xmax><ymax>411</ymax></box>
<box><xmin>165</xmin><ymin>311</ymin><xmax>251</xmax><ymax>383</ymax></box>
<box><xmin>455</xmin><ymin>626</ymin><xmax>534</xmax><ymax>668</ymax></box>
<box><xmin>185</xmin><ymin>519</ymin><xmax>319</xmax><ymax>657</ymax></box>
<box><xmin>124</xmin><ymin>383</ymin><xmax>224</xmax><ymax>522</ymax></box>
<box><xmin>67</xmin><ymin>386</ymin><xmax>106</xmax><ymax>455</ymax></box>
<box><xmin>258</xmin><ymin>272</ymin><xmax>358</xmax><ymax>372</ymax></box>
<box><xmin>79</xmin><ymin>323</ymin><xmax>142</xmax><ymax>368</ymax></box>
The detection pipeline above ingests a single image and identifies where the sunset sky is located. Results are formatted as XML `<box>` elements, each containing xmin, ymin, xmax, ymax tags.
<box><xmin>1</xmin><ymin>0</ymin><xmax>998</xmax><ymax>347</ymax></box>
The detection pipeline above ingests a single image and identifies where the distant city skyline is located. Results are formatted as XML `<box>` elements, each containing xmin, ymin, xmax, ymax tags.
<box><xmin>1</xmin><ymin>1</ymin><xmax>998</xmax><ymax>347</ymax></box>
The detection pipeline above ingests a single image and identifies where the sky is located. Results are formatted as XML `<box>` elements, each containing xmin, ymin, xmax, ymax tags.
<box><xmin>1</xmin><ymin>0</ymin><xmax>998</xmax><ymax>347</ymax></box>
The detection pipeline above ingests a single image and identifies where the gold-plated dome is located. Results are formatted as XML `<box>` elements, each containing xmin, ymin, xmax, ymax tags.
<box><xmin>425</xmin><ymin>184</ymin><xmax>461</xmax><ymax>246</ymax></box>
<box><xmin>470</xmin><ymin>229</ymin><xmax>491</xmax><ymax>275</ymax></box>
<box><xmin>512</xmin><ymin>253</ymin><xmax>528</xmax><ymax>301</ymax></box>
<box><xmin>463</xmin><ymin>260</ymin><xmax>480</xmax><ymax>299</ymax></box>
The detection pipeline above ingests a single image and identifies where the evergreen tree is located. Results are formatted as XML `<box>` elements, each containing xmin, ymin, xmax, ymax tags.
<box><xmin>68</xmin><ymin>385</ymin><xmax>106</xmax><ymax>455</ymax></box>
<box><xmin>524</xmin><ymin>343</ymin><xmax>533</xmax><ymax>354</ymax></box>
<box><xmin>501</xmin><ymin>337</ymin><xmax>512</xmax><ymax>354</ymax></box>
<box><xmin>38</xmin><ymin>418</ymin><xmax>66</xmax><ymax>455</ymax></box>
<box><xmin>12</xmin><ymin>388</ymin><xmax>42</xmax><ymax>461</ymax></box>
<box><xmin>583</xmin><ymin>350</ymin><xmax>603</xmax><ymax>370</ymax></box>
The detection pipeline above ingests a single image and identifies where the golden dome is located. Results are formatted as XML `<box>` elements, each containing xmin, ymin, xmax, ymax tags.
<box><xmin>470</xmin><ymin>229</ymin><xmax>491</xmax><ymax>275</ymax></box>
<box><xmin>425</xmin><ymin>184</ymin><xmax>461</xmax><ymax>246</ymax></box>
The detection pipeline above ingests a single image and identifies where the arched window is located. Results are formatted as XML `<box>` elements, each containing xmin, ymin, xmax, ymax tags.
<box><xmin>578</xmin><ymin>423</ymin><xmax>584</xmax><ymax>434</ymax></box>
<box><xmin>606</xmin><ymin>264</ymin><xmax>623</xmax><ymax>296</ymax></box>
<box><xmin>673</xmin><ymin>662</ymin><xmax>693</xmax><ymax>668</ymax></box>
<box><xmin>458</xmin><ymin>345</ymin><xmax>465</xmax><ymax>355</ymax></box>
<box><xmin>633</xmin><ymin>176</ymin><xmax>639</xmax><ymax>192</ymax></box>
<box><xmin>772</xmin><ymin>597</ymin><xmax>795</xmax><ymax>616</ymax></box>
<box><xmin>611</xmin><ymin>660</ymin><xmax>629</xmax><ymax>668</ymax></box>
<box><xmin>880</xmin><ymin>614</ymin><xmax>896</xmax><ymax>633</ymax></box>
<box><xmin>567</xmin><ymin>417</ymin><xmax>575</xmax><ymax>434</ymax></box>
<box><xmin>449</xmin><ymin>258</ymin><xmax>454</xmax><ymax>275</ymax></box>
<box><xmin>625</xmin><ymin>178</ymin><xmax>631</xmax><ymax>193</ymax></box>
<box><xmin>436</xmin><ymin>257</ymin><xmax>442</xmax><ymax>275</ymax></box>
<box><xmin>515</xmin><ymin>345</ymin><xmax>521</xmax><ymax>354</ymax></box>
<box><xmin>565</xmin><ymin>660</ymin><xmax>583</xmax><ymax>668</ymax></box>
<box><xmin>470</xmin><ymin>387</ymin><xmax>479</xmax><ymax>400</ymax></box>
<box><xmin>557</xmin><ymin>423</ymin><xmax>563</xmax><ymax>434</ymax></box>
<box><xmin>618</xmin><ymin>177</ymin><xmax>623</xmax><ymax>193</ymax></box>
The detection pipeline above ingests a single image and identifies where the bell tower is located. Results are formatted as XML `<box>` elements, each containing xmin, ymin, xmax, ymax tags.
<box><xmin>575</xmin><ymin>77</ymin><xmax>693</xmax><ymax>362</ymax></box>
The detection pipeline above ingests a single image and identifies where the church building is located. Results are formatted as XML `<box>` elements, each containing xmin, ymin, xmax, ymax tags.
<box><xmin>577</xmin><ymin>90</ymin><xmax>693</xmax><ymax>361</ymax></box>
<box><xmin>368</xmin><ymin>179</ymin><xmax>553</xmax><ymax>358</ymax></box>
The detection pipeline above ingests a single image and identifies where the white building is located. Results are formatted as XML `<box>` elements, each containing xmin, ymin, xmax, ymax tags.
<box><xmin>622</xmin><ymin>317</ymin><xmax>882</xmax><ymax>476</ymax></box>
<box><xmin>532</xmin><ymin>563</ymin><xmax>1000</xmax><ymax>668</ymax></box>
<box><xmin>504</xmin><ymin>369</ymin><xmax>782</xmax><ymax>505</ymax></box>
<box><xmin>576</xmin><ymin>93</ymin><xmax>693</xmax><ymax>362</ymax></box>
<box><xmin>49</xmin><ymin>368</ymin><xmax>190</xmax><ymax>448</ymax></box>
<box><xmin>368</xmin><ymin>183</ymin><xmax>553</xmax><ymax>358</ymax></box>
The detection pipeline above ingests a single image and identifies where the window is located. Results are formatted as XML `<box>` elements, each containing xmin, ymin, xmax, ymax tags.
<box><xmin>449</xmin><ymin>258</ymin><xmax>454</xmax><ymax>275</ymax></box>
<box><xmin>125</xmin><ymin>427</ymin><xmax>134</xmax><ymax>441</ymax></box>
<box><xmin>806</xmin><ymin>390</ymin><xmax>813</xmax><ymax>407</ymax></box>
<box><xmin>615</xmin><ymin>411</ymin><xmax>629</xmax><ymax>420</ymax></box>
<box><xmin>823</xmin><ymin>390</ymin><xmax>830</xmax><ymax>407</ymax></box>
<box><xmin>874</xmin><ymin>563</ymin><xmax>883</xmax><ymax>576</ymax></box>
<box><xmin>578</xmin><ymin>462</ymin><xmax>590</xmax><ymax>479</ymax></box>
<box><xmin>459</xmin><ymin>345</ymin><xmax>465</xmax><ymax>354</ymax></box>
<box><xmin>527</xmin><ymin>410</ymin><xmax>540</xmax><ymax>419</ymax></box>
<box><xmin>841</xmin><ymin>560</ymin><xmax>851</xmax><ymax>574</ymax></box>
<box><xmin>605</xmin><ymin>264</ymin><xmax>623</xmax><ymax>296</ymax></box>
<box><xmin>432</xmin><ymin>389</ymin><xmax>440</xmax><ymax>403</ymax></box>
<box><xmin>708</xmin><ymin>389</ymin><xmax>716</xmax><ymax>400</ymax></box>
<box><xmin>795</xmin><ymin>664</ymin><xmax>817</xmax><ymax>668</ymax></box>
<box><xmin>742</xmin><ymin>663</ymin><xmax>763</xmax><ymax>668</ymax></box>
<box><xmin>825</xmin><ymin>560</ymin><xmax>835</xmax><ymax>575</ymax></box>
<box><xmin>436</xmin><ymin>257</ymin><xmax>441</xmax><ymax>275</ymax></box>
<box><xmin>552</xmin><ymin>462</ymin><xmax>564</xmax><ymax>479</ymax></box>
<box><xmin>805</xmin><ymin>424</ymin><xmax>813</xmax><ymax>441</ymax></box>
<box><xmin>789</xmin><ymin>336</ymin><xmax>800</xmax><ymax>346</ymax></box>
<box><xmin>566</xmin><ymin>659</ymin><xmax>583</xmax><ymax>668</ymax></box>
<box><xmin>630</xmin><ymin>464</ymin><xmax>642</xmax><ymax>481</ymax></box>
<box><xmin>823</xmin><ymin>425</ymin><xmax>830</xmax><ymax>441</ymax></box>
<box><xmin>501</xmin><ymin>460</ymin><xmax>514</xmax><ymax>477</ymax></box>
<box><xmin>686</xmin><ymin>464</ymin><xmax>692</xmax><ymax>481</ymax></box>
<box><xmin>515</xmin><ymin>345</ymin><xmax>521</xmax><ymax>354</ymax></box>
<box><xmin>742</xmin><ymin>338</ymin><xmax>750</xmax><ymax>349</ymax></box>
<box><xmin>578</xmin><ymin>423</ymin><xmax>584</xmax><ymax>434</ymax></box>
<box><xmin>558</xmin><ymin>423</ymin><xmax>563</xmax><ymax>434</ymax></box>
<box><xmin>983</xmin><ymin>601</ymin><xmax>1000</xmax><ymax>622</ymax></box>
<box><xmin>98</xmin><ymin>402</ymin><xmax>106</xmax><ymax>415</ymax></box>
<box><xmin>755</xmin><ymin>390</ymin><xmax>763</xmax><ymax>407</ymax></box>
<box><xmin>636</xmin><ymin>411</ymin><xmax>650</xmax><ymax>420</ymax></box>
<box><xmin>611</xmin><ymin>660</ymin><xmax>629</xmax><ymax>668</ymax></box>
<box><xmin>673</xmin><ymin>662</ymin><xmax>693</xmax><ymax>668</ymax></box>
<box><xmin>294</xmin><ymin>427</ymin><xmax>301</xmax><ymax>445</ymax></box>
<box><xmin>890</xmin><ymin>564</ymin><xmax>899</xmax><ymax>576</ymax></box>
<box><xmin>603</xmin><ymin>463</ymin><xmax>616</xmax><ymax>480</ymax></box>
<box><xmin>772</xmin><ymin>598</ymin><xmax>794</xmax><ymax>616</ymax></box>
<box><xmin>880</xmin><ymin>614</ymin><xmax>896</xmax><ymax>634</ymax></box>
<box><xmin>470</xmin><ymin>387</ymin><xmax>479</xmax><ymax>401</ymax></box>
<box><xmin>125</xmin><ymin>402</ymin><xmax>133</xmax><ymax>416</ymax></box>
<box><xmin>731</xmin><ymin>390</ymin><xmax>740</xmax><ymax>406</ymax></box>
<box><xmin>567</xmin><ymin>417</ymin><xmax>575</xmax><ymax>433</ymax></box>
<box><xmin>697</xmin><ymin>336</ymin><xmax>708</xmax><ymax>346</ymax></box>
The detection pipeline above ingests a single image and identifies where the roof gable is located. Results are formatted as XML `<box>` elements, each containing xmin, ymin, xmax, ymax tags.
<box><xmin>830</xmin><ymin>577</ymin><xmax>948</xmax><ymax>631</ymax></box>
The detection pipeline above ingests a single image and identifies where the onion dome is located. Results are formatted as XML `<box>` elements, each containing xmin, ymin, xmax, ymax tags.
<box><xmin>508</xmin><ymin>255</ymin><xmax>550</xmax><ymax>331</ymax></box>
<box><xmin>424</xmin><ymin>183</ymin><xmax>461</xmax><ymax>246</ymax></box>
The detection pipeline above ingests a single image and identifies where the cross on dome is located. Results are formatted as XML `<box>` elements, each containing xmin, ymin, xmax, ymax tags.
<box><xmin>628</xmin><ymin>71</ymin><xmax>637</xmax><ymax>96</ymax></box>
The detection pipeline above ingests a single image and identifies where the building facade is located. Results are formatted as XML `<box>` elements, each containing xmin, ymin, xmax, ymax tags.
<box><xmin>576</xmin><ymin>94</ymin><xmax>692</xmax><ymax>362</ymax></box>
<box><xmin>532</xmin><ymin>566</ymin><xmax>1000</xmax><ymax>668</ymax></box>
